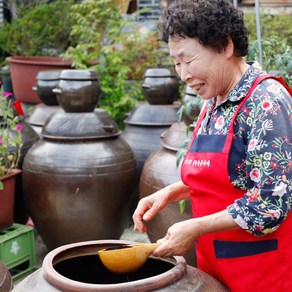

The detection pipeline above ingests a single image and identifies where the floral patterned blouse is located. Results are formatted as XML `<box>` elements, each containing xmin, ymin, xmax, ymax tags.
<box><xmin>200</xmin><ymin>63</ymin><xmax>292</xmax><ymax>236</ymax></box>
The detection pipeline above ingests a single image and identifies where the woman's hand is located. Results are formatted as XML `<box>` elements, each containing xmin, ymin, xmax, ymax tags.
<box><xmin>132</xmin><ymin>188</ymin><xmax>170</xmax><ymax>233</ymax></box>
<box><xmin>133</xmin><ymin>181</ymin><xmax>191</xmax><ymax>233</ymax></box>
<box><xmin>153</xmin><ymin>209</ymin><xmax>241</xmax><ymax>258</ymax></box>
<box><xmin>153</xmin><ymin>219</ymin><xmax>199</xmax><ymax>257</ymax></box>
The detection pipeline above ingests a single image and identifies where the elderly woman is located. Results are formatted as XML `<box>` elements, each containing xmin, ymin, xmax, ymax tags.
<box><xmin>132</xmin><ymin>0</ymin><xmax>292</xmax><ymax>290</ymax></box>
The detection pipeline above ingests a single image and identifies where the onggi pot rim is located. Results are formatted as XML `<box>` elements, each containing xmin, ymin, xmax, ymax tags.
<box><xmin>43</xmin><ymin>240</ymin><xmax>187</xmax><ymax>292</ymax></box>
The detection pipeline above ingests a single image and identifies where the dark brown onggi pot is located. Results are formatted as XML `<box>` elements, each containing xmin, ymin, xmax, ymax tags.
<box><xmin>33</xmin><ymin>70</ymin><xmax>62</xmax><ymax>106</ymax></box>
<box><xmin>53</xmin><ymin>69</ymin><xmax>101</xmax><ymax>112</ymax></box>
<box><xmin>123</xmin><ymin>103</ymin><xmax>180</xmax><ymax>175</ymax></box>
<box><xmin>13</xmin><ymin>240</ymin><xmax>228</xmax><ymax>291</ymax></box>
<box><xmin>142</xmin><ymin>68</ymin><xmax>179</xmax><ymax>105</ymax></box>
<box><xmin>6</xmin><ymin>56</ymin><xmax>72</xmax><ymax>104</ymax></box>
<box><xmin>122</xmin><ymin>103</ymin><xmax>179</xmax><ymax>214</ymax></box>
<box><xmin>12</xmin><ymin>120</ymin><xmax>40</xmax><ymax>224</ymax></box>
<box><xmin>139</xmin><ymin>122</ymin><xmax>197</xmax><ymax>266</ymax></box>
<box><xmin>0</xmin><ymin>260</ymin><xmax>13</xmax><ymax>291</ymax></box>
<box><xmin>26</xmin><ymin>104</ymin><xmax>63</xmax><ymax>136</ymax></box>
<box><xmin>22</xmin><ymin>109</ymin><xmax>138</xmax><ymax>250</ymax></box>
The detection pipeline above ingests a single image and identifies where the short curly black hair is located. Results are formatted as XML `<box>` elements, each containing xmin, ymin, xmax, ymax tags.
<box><xmin>158</xmin><ymin>0</ymin><xmax>249</xmax><ymax>57</ymax></box>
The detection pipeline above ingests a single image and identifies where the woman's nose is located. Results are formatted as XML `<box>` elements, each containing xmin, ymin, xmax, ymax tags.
<box><xmin>180</xmin><ymin>65</ymin><xmax>192</xmax><ymax>83</ymax></box>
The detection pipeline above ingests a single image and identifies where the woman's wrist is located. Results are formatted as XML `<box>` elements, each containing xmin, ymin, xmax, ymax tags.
<box><xmin>165</xmin><ymin>181</ymin><xmax>191</xmax><ymax>202</ymax></box>
<box><xmin>195</xmin><ymin>209</ymin><xmax>240</xmax><ymax>237</ymax></box>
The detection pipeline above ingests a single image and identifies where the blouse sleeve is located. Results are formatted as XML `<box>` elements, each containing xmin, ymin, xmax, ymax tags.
<box><xmin>227</xmin><ymin>79</ymin><xmax>292</xmax><ymax>236</ymax></box>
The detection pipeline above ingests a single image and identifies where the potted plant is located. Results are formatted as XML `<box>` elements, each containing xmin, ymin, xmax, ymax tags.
<box><xmin>0</xmin><ymin>87</ymin><xmax>23</xmax><ymax>230</ymax></box>
<box><xmin>0</xmin><ymin>0</ymin><xmax>75</xmax><ymax>104</ymax></box>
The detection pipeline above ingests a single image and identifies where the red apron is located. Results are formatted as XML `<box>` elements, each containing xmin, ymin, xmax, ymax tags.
<box><xmin>181</xmin><ymin>75</ymin><xmax>292</xmax><ymax>291</ymax></box>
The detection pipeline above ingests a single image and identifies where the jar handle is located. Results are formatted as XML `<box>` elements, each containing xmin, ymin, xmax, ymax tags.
<box><xmin>52</xmin><ymin>88</ymin><xmax>62</xmax><ymax>94</ymax></box>
<box><xmin>102</xmin><ymin>124</ymin><xmax>115</xmax><ymax>133</ymax></box>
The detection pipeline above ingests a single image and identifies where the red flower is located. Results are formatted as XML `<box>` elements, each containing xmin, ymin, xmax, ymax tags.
<box><xmin>271</xmin><ymin>162</ymin><xmax>278</xmax><ymax>169</ymax></box>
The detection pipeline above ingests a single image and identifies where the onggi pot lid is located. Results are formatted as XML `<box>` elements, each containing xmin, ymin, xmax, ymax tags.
<box><xmin>36</xmin><ymin>70</ymin><xmax>62</xmax><ymax>80</ymax></box>
<box><xmin>42</xmin><ymin>109</ymin><xmax>120</xmax><ymax>139</ymax></box>
<box><xmin>124</xmin><ymin>103</ymin><xmax>179</xmax><ymax>126</ymax></box>
<box><xmin>144</xmin><ymin>68</ymin><xmax>177</xmax><ymax>77</ymax></box>
<box><xmin>59</xmin><ymin>69</ymin><xmax>98</xmax><ymax>80</ymax></box>
<box><xmin>160</xmin><ymin>122</ymin><xmax>192</xmax><ymax>151</ymax></box>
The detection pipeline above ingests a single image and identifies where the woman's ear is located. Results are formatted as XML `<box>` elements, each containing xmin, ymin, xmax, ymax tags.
<box><xmin>224</xmin><ymin>36</ymin><xmax>234</xmax><ymax>59</ymax></box>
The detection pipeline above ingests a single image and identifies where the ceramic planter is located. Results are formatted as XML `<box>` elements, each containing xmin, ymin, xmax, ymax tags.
<box><xmin>6</xmin><ymin>56</ymin><xmax>72</xmax><ymax>104</ymax></box>
<box><xmin>0</xmin><ymin>169</ymin><xmax>21</xmax><ymax>231</ymax></box>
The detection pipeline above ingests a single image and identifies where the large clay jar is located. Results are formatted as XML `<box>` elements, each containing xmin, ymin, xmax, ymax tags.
<box><xmin>122</xmin><ymin>103</ymin><xmax>179</xmax><ymax>213</ymax></box>
<box><xmin>22</xmin><ymin>109</ymin><xmax>138</xmax><ymax>250</ymax></box>
<box><xmin>139</xmin><ymin>122</ymin><xmax>196</xmax><ymax>266</ymax></box>
<box><xmin>123</xmin><ymin>103</ymin><xmax>179</xmax><ymax>176</ymax></box>
<box><xmin>0</xmin><ymin>260</ymin><xmax>13</xmax><ymax>291</ymax></box>
<box><xmin>13</xmin><ymin>120</ymin><xmax>39</xmax><ymax>224</ymax></box>
<box><xmin>142</xmin><ymin>68</ymin><xmax>179</xmax><ymax>105</ymax></box>
<box><xmin>13</xmin><ymin>240</ymin><xmax>228</xmax><ymax>291</ymax></box>
<box><xmin>53</xmin><ymin>69</ymin><xmax>101</xmax><ymax>112</ymax></box>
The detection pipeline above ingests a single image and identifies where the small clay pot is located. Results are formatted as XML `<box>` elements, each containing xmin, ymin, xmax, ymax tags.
<box><xmin>142</xmin><ymin>68</ymin><xmax>179</xmax><ymax>105</ymax></box>
<box><xmin>53</xmin><ymin>70</ymin><xmax>101</xmax><ymax>112</ymax></box>
<box><xmin>33</xmin><ymin>70</ymin><xmax>62</xmax><ymax>105</ymax></box>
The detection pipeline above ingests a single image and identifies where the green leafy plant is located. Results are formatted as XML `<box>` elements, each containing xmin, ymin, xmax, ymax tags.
<box><xmin>244</xmin><ymin>13</ymin><xmax>292</xmax><ymax>46</ymax></box>
<box><xmin>0</xmin><ymin>0</ymin><xmax>75</xmax><ymax>58</ymax></box>
<box><xmin>62</xmin><ymin>0</ymin><xmax>166</xmax><ymax>128</ymax></box>
<box><xmin>247</xmin><ymin>37</ymin><xmax>292</xmax><ymax>86</ymax></box>
<box><xmin>0</xmin><ymin>88</ymin><xmax>23</xmax><ymax>190</ymax></box>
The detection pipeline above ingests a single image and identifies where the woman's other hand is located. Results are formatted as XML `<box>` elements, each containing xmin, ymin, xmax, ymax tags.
<box><xmin>133</xmin><ymin>181</ymin><xmax>191</xmax><ymax>233</ymax></box>
<box><xmin>132</xmin><ymin>188</ymin><xmax>169</xmax><ymax>233</ymax></box>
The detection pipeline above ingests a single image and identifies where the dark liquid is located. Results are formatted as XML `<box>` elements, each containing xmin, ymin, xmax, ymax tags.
<box><xmin>54</xmin><ymin>255</ymin><xmax>174</xmax><ymax>284</ymax></box>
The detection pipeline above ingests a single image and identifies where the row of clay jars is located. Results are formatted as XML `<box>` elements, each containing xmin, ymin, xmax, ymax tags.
<box><xmin>22</xmin><ymin>70</ymin><xmax>138</xmax><ymax>250</ymax></box>
<box><xmin>28</xmin><ymin>67</ymin><xmax>179</xmax><ymax>136</ymax></box>
<box><xmin>33</xmin><ymin>67</ymin><xmax>180</xmax><ymax>107</ymax></box>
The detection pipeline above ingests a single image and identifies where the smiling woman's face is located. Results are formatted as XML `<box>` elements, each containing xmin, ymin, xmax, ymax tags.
<box><xmin>169</xmin><ymin>37</ymin><xmax>231</xmax><ymax>101</ymax></box>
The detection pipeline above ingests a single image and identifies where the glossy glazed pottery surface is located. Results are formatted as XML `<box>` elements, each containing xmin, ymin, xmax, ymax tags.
<box><xmin>53</xmin><ymin>70</ymin><xmax>101</xmax><ymax>112</ymax></box>
<box><xmin>142</xmin><ymin>68</ymin><xmax>179</xmax><ymax>105</ymax></box>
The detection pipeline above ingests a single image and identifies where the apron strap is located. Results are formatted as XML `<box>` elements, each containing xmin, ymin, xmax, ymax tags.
<box><xmin>191</xmin><ymin>74</ymin><xmax>292</xmax><ymax>153</ymax></box>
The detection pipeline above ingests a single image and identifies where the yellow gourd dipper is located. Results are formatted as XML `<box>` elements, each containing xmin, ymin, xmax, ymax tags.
<box><xmin>98</xmin><ymin>243</ymin><xmax>160</xmax><ymax>273</ymax></box>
